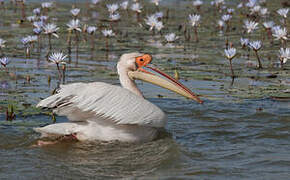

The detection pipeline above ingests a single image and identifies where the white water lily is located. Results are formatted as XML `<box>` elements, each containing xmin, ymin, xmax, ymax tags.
<box><xmin>71</xmin><ymin>8</ymin><xmax>80</xmax><ymax>17</ymax></box>
<box><xmin>250</xmin><ymin>5</ymin><xmax>261</xmax><ymax>14</ymax></box>
<box><xmin>131</xmin><ymin>3</ymin><xmax>142</xmax><ymax>13</ymax></box>
<box><xmin>33</xmin><ymin>21</ymin><xmax>44</xmax><ymax>29</ymax></box>
<box><xmin>107</xmin><ymin>4</ymin><xmax>119</xmax><ymax>14</ymax></box>
<box><xmin>260</xmin><ymin>8</ymin><xmax>268</xmax><ymax>16</ymax></box>
<box><xmin>221</xmin><ymin>14</ymin><xmax>231</xmax><ymax>22</ymax></box>
<box><xmin>249</xmin><ymin>40</ymin><xmax>262</xmax><ymax>51</ymax></box>
<box><xmin>243</xmin><ymin>20</ymin><xmax>258</xmax><ymax>33</ymax></box>
<box><xmin>91</xmin><ymin>0</ymin><xmax>101</xmax><ymax>5</ymax></box>
<box><xmin>272</xmin><ymin>26</ymin><xmax>287</xmax><ymax>41</ymax></box>
<box><xmin>277</xmin><ymin>8</ymin><xmax>289</xmax><ymax>18</ymax></box>
<box><xmin>263</xmin><ymin>21</ymin><xmax>274</xmax><ymax>29</ymax></box>
<box><xmin>193</xmin><ymin>0</ymin><xmax>203</xmax><ymax>7</ymax></box>
<box><xmin>189</xmin><ymin>14</ymin><xmax>201</xmax><ymax>27</ymax></box>
<box><xmin>67</xmin><ymin>19</ymin><xmax>82</xmax><ymax>32</ymax></box>
<box><xmin>165</xmin><ymin>33</ymin><xmax>178</xmax><ymax>43</ymax></box>
<box><xmin>120</xmin><ymin>1</ymin><xmax>128</xmax><ymax>10</ymax></box>
<box><xmin>145</xmin><ymin>14</ymin><xmax>159</xmax><ymax>31</ymax></box>
<box><xmin>0</xmin><ymin>57</ymin><xmax>10</xmax><ymax>67</ymax></box>
<box><xmin>279</xmin><ymin>48</ymin><xmax>290</xmax><ymax>64</ymax></box>
<box><xmin>49</xmin><ymin>52</ymin><xmax>67</xmax><ymax>64</ymax></box>
<box><xmin>151</xmin><ymin>0</ymin><xmax>161</xmax><ymax>6</ymax></box>
<box><xmin>87</xmin><ymin>26</ymin><xmax>97</xmax><ymax>34</ymax></box>
<box><xmin>240</xmin><ymin>38</ymin><xmax>249</xmax><ymax>47</ymax></box>
<box><xmin>41</xmin><ymin>2</ymin><xmax>53</xmax><ymax>9</ymax></box>
<box><xmin>43</xmin><ymin>23</ymin><xmax>59</xmax><ymax>38</ymax></box>
<box><xmin>109</xmin><ymin>13</ymin><xmax>121</xmax><ymax>21</ymax></box>
<box><xmin>33</xmin><ymin>8</ymin><xmax>40</xmax><ymax>15</ymax></box>
<box><xmin>21</xmin><ymin>35</ymin><xmax>38</xmax><ymax>45</ymax></box>
<box><xmin>0</xmin><ymin>38</ymin><xmax>6</xmax><ymax>48</ymax></box>
<box><xmin>246</xmin><ymin>0</ymin><xmax>256</xmax><ymax>8</ymax></box>
<box><xmin>102</xmin><ymin>29</ymin><xmax>115</xmax><ymax>37</ymax></box>
<box><xmin>218</xmin><ymin>20</ymin><xmax>224</xmax><ymax>28</ymax></box>
<box><xmin>27</xmin><ymin>15</ymin><xmax>36</xmax><ymax>22</ymax></box>
<box><xmin>224</xmin><ymin>47</ymin><xmax>237</xmax><ymax>60</ymax></box>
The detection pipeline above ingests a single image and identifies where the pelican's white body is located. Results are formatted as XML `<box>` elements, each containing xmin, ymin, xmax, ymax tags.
<box><xmin>35</xmin><ymin>53</ymin><xmax>168</xmax><ymax>142</ymax></box>
<box><xmin>35</xmin><ymin>82</ymin><xmax>167</xmax><ymax>142</ymax></box>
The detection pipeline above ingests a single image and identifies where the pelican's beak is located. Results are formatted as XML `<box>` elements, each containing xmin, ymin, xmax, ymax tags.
<box><xmin>130</xmin><ymin>54</ymin><xmax>203</xmax><ymax>103</ymax></box>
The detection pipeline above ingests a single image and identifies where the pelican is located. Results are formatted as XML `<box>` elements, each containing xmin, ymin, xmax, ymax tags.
<box><xmin>35</xmin><ymin>52</ymin><xmax>203</xmax><ymax>143</ymax></box>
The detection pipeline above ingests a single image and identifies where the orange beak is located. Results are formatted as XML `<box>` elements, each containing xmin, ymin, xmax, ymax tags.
<box><xmin>134</xmin><ymin>54</ymin><xmax>203</xmax><ymax>104</ymax></box>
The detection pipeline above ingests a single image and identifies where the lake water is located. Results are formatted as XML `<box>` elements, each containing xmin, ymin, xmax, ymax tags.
<box><xmin>0</xmin><ymin>0</ymin><xmax>289</xmax><ymax>179</ymax></box>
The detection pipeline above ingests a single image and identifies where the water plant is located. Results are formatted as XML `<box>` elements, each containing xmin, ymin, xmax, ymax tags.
<box><xmin>249</xmin><ymin>40</ymin><xmax>263</xmax><ymax>69</ymax></box>
<box><xmin>224</xmin><ymin>47</ymin><xmax>237</xmax><ymax>77</ymax></box>
<box><xmin>278</xmin><ymin>48</ymin><xmax>290</xmax><ymax>69</ymax></box>
<box><xmin>188</xmin><ymin>14</ymin><xmax>200</xmax><ymax>42</ymax></box>
<box><xmin>48</xmin><ymin>52</ymin><xmax>67</xmax><ymax>82</ymax></box>
<box><xmin>43</xmin><ymin>23</ymin><xmax>59</xmax><ymax>52</ymax></box>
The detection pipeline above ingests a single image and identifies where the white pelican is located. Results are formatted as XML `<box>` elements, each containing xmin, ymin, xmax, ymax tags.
<box><xmin>35</xmin><ymin>52</ymin><xmax>203</xmax><ymax>143</ymax></box>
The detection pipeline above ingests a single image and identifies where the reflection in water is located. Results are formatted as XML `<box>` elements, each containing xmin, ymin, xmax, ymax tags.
<box><xmin>31</xmin><ymin>131</ymin><xmax>178</xmax><ymax>178</ymax></box>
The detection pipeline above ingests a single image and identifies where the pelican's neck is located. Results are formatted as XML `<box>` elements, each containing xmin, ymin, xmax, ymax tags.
<box><xmin>118</xmin><ymin>68</ymin><xmax>144</xmax><ymax>98</ymax></box>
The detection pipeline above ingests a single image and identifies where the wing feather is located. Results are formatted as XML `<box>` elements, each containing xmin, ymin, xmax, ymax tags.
<box><xmin>37</xmin><ymin>82</ymin><xmax>167</xmax><ymax>128</ymax></box>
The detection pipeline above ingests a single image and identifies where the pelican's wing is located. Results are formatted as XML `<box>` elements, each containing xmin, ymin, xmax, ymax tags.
<box><xmin>37</xmin><ymin>82</ymin><xmax>167</xmax><ymax>128</ymax></box>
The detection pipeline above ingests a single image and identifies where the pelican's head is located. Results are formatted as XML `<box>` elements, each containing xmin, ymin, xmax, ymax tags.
<box><xmin>118</xmin><ymin>52</ymin><xmax>203</xmax><ymax>104</ymax></box>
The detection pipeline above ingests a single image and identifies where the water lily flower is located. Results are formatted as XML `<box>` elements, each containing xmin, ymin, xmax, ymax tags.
<box><xmin>279</xmin><ymin>48</ymin><xmax>290</xmax><ymax>66</ymax></box>
<box><xmin>49</xmin><ymin>52</ymin><xmax>67</xmax><ymax>80</ymax></box>
<box><xmin>131</xmin><ymin>3</ymin><xmax>142</xmax><ymax>13</ymax></box>
<box><xmin>109</xmin><ymin>13</ymin><xmax>121</xmax><ymax>21</ymax></box>
<box><xmin>145</xmin><ymin>14</ymin><xmax>159</xmax><ymax>31</ymax></box>
<box><xmin>260</xmin><ymin>8</ymin><xmax>268</xmax><ymax>16</ymax></box>
<box><xmin>165</xmin><ymin>33</ymin><xmax>179</xmax><ymax>43</ymax></box>
<box><xmin>249</xmin><ymin>40</ymin><xmax>263</xmax><ymax>68</ymax></box>
<box><xmin>272</xmin><ymin>26</ymin><xmax>287</xmax><ymax>41</ymax></box>
<box><xmin>218</xmin><ymin>20</ymin><xmax>224</xmax><ymax>30</ymax></box>
<box><xmin>243</xmin><ymin>20</ymin><xmax>258</xmax><ymax>33</ymax></box>
<box><xmin>193</xmin><ymin>0</ymin><xmax>203</xmax><ymax>7</ymax></box>
<box><xmin>71</xmin><ymin>8</ymin><xmax>80</xmax><ymax>17</ymax></box>
<box><xmin>277</xmin><ymin>8</ymin><xmax>289</xmax><ymax>18</ymax></box>
<box><xmin>221</xmin><ymin>14</ymin><xmax>231</xmax><ymax>24</ymax></box>
<box><xmin>246</xmin><ymin>0</ymin><xmax>256</xmax><ymax>8</ymax></box>
<box><xmin>224</xmin><ymin>47</ymin><xmax>237</xmax><ymax>77</ymax></box>
<box><xmin>224</xmin><ymin>47</ymin><xmax>237</xmax><ymax>60</ymax></box>
<box><xmin>263</xmin><ymin>21</ymin><xmax>274</xmax><ymax>29</ymax></box>
<box><xmin>40</xmin><ymin>15</ymin><xmax>48</xmax><ymax>22</ymax></box>
<box><xmin>67</xmin><ymin>19</ymin><xmax>82</xmax><ymax>32</ymax></box>
<box><xmin>21</xmin><ymin>35</ymin><xmax>37</xmax><ymax>45</ymax></box>
<box><xmin>250</xmin><ymin>5</ymin><xmax>261</xmax><ymax>14</ymax></box>
<box><xmin>240</xmin><ymin>38</ymin><xmax>249</xmax><ymax>48</ymax></box>
<box><xmin>27</xmin><ymin>15</ymin><xmax>36</xmax><ymax>22</ymax></box>
<box><xmin>237</xmin><ymin>3</ymin><xmax>243</xmax><ymax>8</ymax></box>
<box><xmin>154</xmin><ymin>12</ymin><xmax>163</xmax><ymax>19</ymax></box>
<box><xmin>87</xmin><ymin>26</ymin><xmax>97</xmax><ymax>35</ymax></box>
<box><xmin>189</xmin><ymin>14</ymin><xmax>200</xmax><ymax>27</ymax></box>
<box><xmin>0</xmin><ymin>38</ymin><xmax>6</xmax><ymax>48</ymax></box>
<box><xmin>151</xmin><ymin>0</ymin><xmax>161</xmax><ymax>6</ymax></box>
<box><xmin>41</xmin><ymin>2</ymin><xmax>53</xmax><ymax>9</ymax></box>
<box><xmin>43</xmin><ymin>23</ymin><xmax>59</xmax><ymax>38</ymax></box>
<box><xmin>102</xmin><ymin>29</ymin><xmax>115</xmax><ymax>37</ymax></box>
<box><xmin>91</xmin><ymin>0</ymin><xmax>101</xmax><ymax>5</ymax></box>
<box><xmin>33</xmin><ymin>28</ymin><xmax>42</xmax><ymax>35</ymax></box>
<box><xmin>107</xmin><ymin>4</ymin><xmax>119</xmax><ymax>14</ymax></box>
<box><xmin>33</xmin><ymin>8</ymin><xmax>41</xmax><ymax>15</ymax></box>
<box><xmin>49</xmin><ymin>52</ymin><xmax>67</xmax><ymax>64</ymax></box>
<box><xmin>120</xmin><ymin>1</ymin><xmax>128</xmax><ymax>10</ymax></box>
<box><xmin>0</xmin><ymin>57</ymin><xmax>10</xmax><ymax>67</ymax></box>
<box><xmin>249</xmin><ymin>40</ymin><xmax>262</xmax><ymax>51</ymax></box>
<box><xmin>227</xmin><ymin>8</ymin><xmax>234</xmax><ymax>14</ymax></box>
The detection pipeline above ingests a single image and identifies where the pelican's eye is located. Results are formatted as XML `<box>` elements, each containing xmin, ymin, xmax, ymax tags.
<box><xmin>135</xmin><ymin>54</ymin><xmax>152</xmax><ymax>68</ymax></box>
